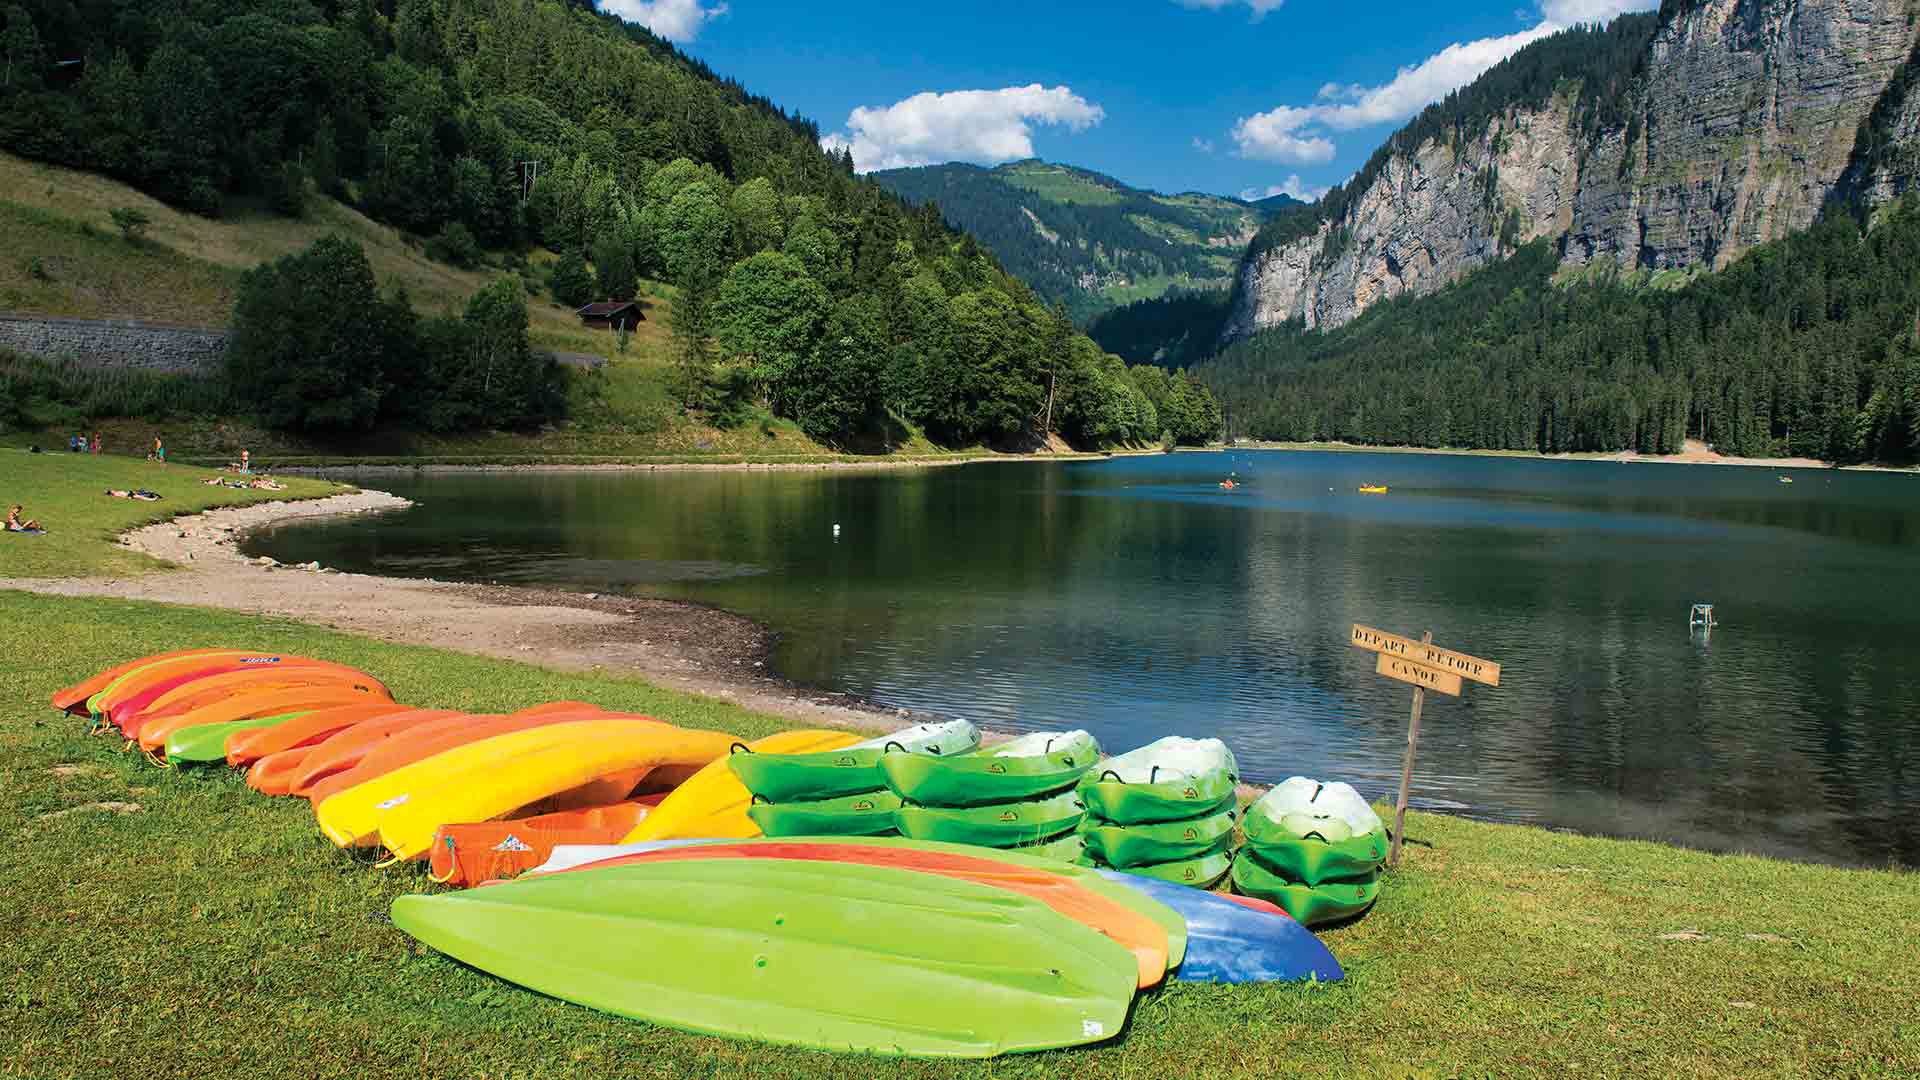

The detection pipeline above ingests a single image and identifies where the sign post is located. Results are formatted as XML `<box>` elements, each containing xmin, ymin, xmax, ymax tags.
<box><xmin>1349</xmin><ymin>624</ymin><xmax>1501</xmax><ymax>867</ymax></box>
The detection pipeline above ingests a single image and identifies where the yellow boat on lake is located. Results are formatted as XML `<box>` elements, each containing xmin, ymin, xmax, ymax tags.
<box><xmin>1358</xmin><ymin>485</ymin><xmax>1389</xmax><ymax>494</ymax></box>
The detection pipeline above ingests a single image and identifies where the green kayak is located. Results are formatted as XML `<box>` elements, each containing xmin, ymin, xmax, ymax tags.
<box><xmin>1079</xmin><ymin>807</ymin><xmax>1236</xmax><ymax>868</ymax></box>
<box><xmin>746</xmin><ymin>790</ymin><xmax>903</xmax><ymax>837</ymax></box>
<box><xmin>727</xmin><ymin>834</ymin><xmax>1185</xmax><ymax>970</ymax></box>
<box><xmin>1241</xmin><ymin>776</ymin><xmax>1388</xmax><ymax>884</ymax></box>
<box><xmin>1231</xmin><ymin>855</ymin><xmax>1380</xmax><ymax>927</ymax></box>
<box><xmin>1077</xmin><ymin>736</ymin><xmax>1238</xmax><ymax>825</ymax></box>
<box><xmin>1080</xmin><ymin>848</ymin><xmax>1234</xmax><ymax>889</ymax></box>
<box><xmin>728</xmin><ymin>719</ymin><xmax>979</xmax><ymax>802</ymax></box>
<box><xmin>880</xmin><ymin>730</ymin><xmax>1098</xmax><ymax>806</ymax></box>
<box><xmin>163</xmin><ymin>711</ymin><xmax>310</xmax><ymax>764</ymax></box>
<box><xmin>391</xmin><ymin>857</ymin><xmax>1137</xmax><ymax>1057</ymax></box>
<box><xmin>895</xmin><ymin>790</ymin><xmax>1087</xmax><ymax>848</ymax></box>
<box><xmin>1014</xmin><ymin>831</ymin><xmax>1086</xmax><ymax>863</ymax></box>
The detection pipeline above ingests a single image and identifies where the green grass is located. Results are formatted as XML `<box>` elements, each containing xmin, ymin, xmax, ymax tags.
<box><xmin>0</xmin><ymin>448</ymin><xmax>342</xmax><ymax>578</ymax></box>
<box><xmin>998</xmin><ymin>163</ymin><xmax>1127</xmax><ymax>206</ymax></box>
<box><xmin>2</xmin><ymin>588</ymin><xmax>1915</xmax><ymax>1077</ymax></box>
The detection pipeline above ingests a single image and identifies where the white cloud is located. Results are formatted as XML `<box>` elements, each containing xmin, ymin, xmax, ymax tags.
<box><xmin>1192</xmin><ymin>136</ymin><xmax>1217</xmax><ymax>154</ymax></box>
<box><xmin>1174</xmin><ymin>0</ymin><xmax>1287</xmax><ymax>17</ymax></box>
<box><xmin>1229</xmin><ymin>2</ymin><xmax>1654</xmax><ymax>164</ymax></box>
<box><xmin>819</xmin><ymin>85</ymin><xmax>1105</xmax><ymax>173</ymax></box>
<box><xmin>1239</xmin><ymin>176</ymin><xmax>1330</xmax><ymax>203</ymax></box>
<box><xmin>600</xmin><ymin>0</ymin><xmax>728</xmax><ymax>43</ymax></box>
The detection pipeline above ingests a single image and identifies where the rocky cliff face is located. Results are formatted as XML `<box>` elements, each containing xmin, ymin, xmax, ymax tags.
<box><xmin>1224</xmin><ymin>0</ymin><xmax>1920</xmax><ymax>341</ymax></box>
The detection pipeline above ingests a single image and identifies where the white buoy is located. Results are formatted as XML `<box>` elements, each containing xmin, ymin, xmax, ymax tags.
<box><xmin>832</xmin><ymin>523</ymin><xmax>841</xmax><ymax>537</ymax></box>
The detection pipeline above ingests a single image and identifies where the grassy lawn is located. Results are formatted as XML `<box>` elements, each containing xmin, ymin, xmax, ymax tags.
<box><xmin>0</xmin><ymin>448</ymin><xmax>342</xmax><ymax>578</ymax></box>
<box><xmin>2</xmin><ymin>588</ymin><xmax>1914</xmax><ymax>1078</ymax></box>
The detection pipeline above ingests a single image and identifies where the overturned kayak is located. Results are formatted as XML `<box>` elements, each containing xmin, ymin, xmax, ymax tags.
<box><xmin>551</xmin><ymin>839</ymin><xmax>1172</xmax><ymax>989</ymax></box>
<box><xmin>1092</xmin><ymin>870</ymin><xmax>1342</xmax><ymax>984</ymax></box>
<box><xmin>894</xmin><ymin>789</ymin><xmax>1086</xmax><ymax>848</ymax></box>
<box><xmin>53</xmin><ymin>648</ymin><xmax>244</xmax><ymax>715</ymax></box>
<box><xmin>727</xmin><ymin>719</ymin><xmax>979</xmax><ymax>802</ymax></box>
<box><xmin>164</xmin><ymin>710</ymin><xmax>315</xmax><ymax>764</ymax></box>
<box><xmin>880</xmin><ymin>730</ymin><xmax>1098</xmax><ymax>806</ymax></box>
<box><xmin>747</xmin><ymin>790</ymin><xmax>903</xmax><ymax>837</ymax></box>
<box><xmin>138</xmin><ymin>684</ymin><xmax>390</xmax><ymax>754</ymax></box>
<box><xmin>1243</xmin><ymin>777</ymin><xmax>1388</xmax><ymax>885</ymax></box>
<box><xmin>1080</xmin><ymin>806</ymin><xmax>1236</xmax><ymax>868</ymax></box>
<box><xmin>1077</xmin><ymin>737</ymin><xmax>1239</xmax><ymax>825</ymax></box>
<box><xmin>1232</xmin><ymin>855</ymin><xmax>1381</xmax><ymax>926</ymax></box>
<box><xmin>116</xmin><ymin>662</ymin><xmax>389</xmax><ymax>738</ymax></box>
<box><xmin>426</xmin><ymin>798</ymin><xmax>664</xmax><ymax>888</ymax></box>
<box><xmin>622</xmin><ymin>730</ymin><xmax>864</xmax><ymax>843</ymax></box>
<box><xmin>224</xmin><ymin>701</ymin><xmax>417</xmax><ymax>767</ymax></box>
<box><xmin>391</xmin><ymin>857</ymin><xmax>1137</xmax><ymax>1057</ymax></box>
<box><xmin>284</xmin><ymin>709</ymin><xmax>469</xmax><ymax>797</ymax></box>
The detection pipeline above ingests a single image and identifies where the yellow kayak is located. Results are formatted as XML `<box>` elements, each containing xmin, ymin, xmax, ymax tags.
<box><xmin>375</xmin><ymin>725</ymin><xmax>740</xmax><ymax>861</ymax></box>
<box><xmin>620</xmin><ymin>729</ymin><xmax>865</xmax><ymax>843</ymax></box>
<box><xmin>315</xmin><ymin>718</ymin><xmax>672</xmax><ymax>848</ymax></box>
<box><xmin>1358</xmin><ymin>485</ymin><xmax>1389</xmax><ymax>494</ymax></box>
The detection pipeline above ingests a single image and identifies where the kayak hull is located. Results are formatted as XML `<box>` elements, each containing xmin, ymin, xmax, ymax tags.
<box><xmin>894</xmin><ymin>790</ymin><xmax>1087</xmax><ymax>848</ymax></box>
<box><xmin>878</xmin><ymin>732</ymin><xmax>1097</xmax><ymax>806</ymax></box>
<box><xmin>1092</xmin><ymin>870</ymin><xmax>1343</xmax><ymax>984</ymax></box>
<box><xmin>622</xmin><ymin>730</ymin><xmax>864</xmax><ymax>843</ymax></box>
<box><xmin>1079</xmin><ymin>807</ymin><xmax>1237</xmax><ymax>868</ymax></box>
<box><xmin>1231</xmin><ymin>855</ymin><xmax>1381</xmax><ymax>926</ymax></box>
<box><xmin>747</xmin><ymin>790</ymin><xmax>903</xmax><ymax>837</ymax></box>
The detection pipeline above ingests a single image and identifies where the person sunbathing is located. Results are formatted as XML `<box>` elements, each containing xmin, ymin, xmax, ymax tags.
<box><xmin>106</xmin><ymin>489</ymin><xmax>162</xmax><ymax>501</ymax></box>
<box><xmin>6</xmin><ymin>504</ymin><xmax>43</xmax><ymax>531</ymax></box>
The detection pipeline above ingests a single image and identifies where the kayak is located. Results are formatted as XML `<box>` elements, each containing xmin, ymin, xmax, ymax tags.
<box><xmin>1231</xmin><ymin>855</ymin><xmax>1380</xmax><ymax>927</ymax></box>
<box><xmin>391</xmin><ymin>858</ymin><xmax>1137</xmax><ymax>1057</ymax></box>
<box><xmin>313</xmin><ymin>718</ymin><xmax>692</xmax><ymax>848</ymax></box>
<box><xmin>1077</xmin><ymin>737</ymin><xmax>1239</xmax><ymax>825</ymax></box>
<box><xmin>746</xmin><ymin>790</ymin><xmax>903</xmax><ymax>837</ymax></box>
<box><xmin>285</xmin><ymin>709</ymin><xmax>469</xmax><ymax>796</ymax></box>
<box><xmin>1242</xmin><ymin>777</ymin><xmax>1388</xmax><ymax>884</ymax></box>
<box><xmin>1091</xmin><ymin>870</ymin><xmax>1343</xmax><ymax>983</ymax></box>
<box><xmin>551</xmin><ymin>839</ymin><xmax>1172</xmax><ymax>989</ymax></box>
<box><xmin>621</xmin><ymin>730</ymin><xmax>865</xmax><ymax>843</ymax></box>
<box><xmin>85</xmin><ymin>651</ymin><xmax>291</xmax><ymax>726</ymax></box>
<box><xmin>426</xmin><ymin>797</ymin><xmax>664</xmax><ymax>887</ymax></box>
<box><xmin>529</xmin><ymin>835</ymin><xmax>1187</xmax><ymax>973</ymax></box>
<box><xmin>1115</xmin><ymin>849</ymin><xmax>1234</xmax><ymax>889</ymax></box>
<box><xmin>115</xmin><ymin>662</ymin><xmax>388</xmax><ymax>737</ymax></box>
<box><xmin>138</xmin><ymin>685</ymin><xmax>388</xmax><ymax>754</ymax></box>
<box><xmin>224</xmin><ymin>701</ymin><xmax>416</xmax><ymax>766</ymax></box>
<box><xmin>879</xmin><ymin>730</ymin><xmax>1098</xmax><ymax>806</ymax></box>
<box><xmin>1014</xmin><ymin>831</ymin><xmax>1087</xmax><ymax>862</ymax></box>
<box><xmin>1079</xmin><ymin>806</ymin><xmax>1237</xmax><ymax>868</ymax></box>
<box><xmin>374</xmin><ymin>724</ymin><xmax>737</xmax><ymax>860</ymax></box>
<box><xmin>894</xmin><ymin>790</ymin><xmax>1086</xmax><ymax>848</ymax></box>
<box><xmin>53</xmin><ymin>648</ymin><xmax>241</xmax><ymax>714</ymax></box>
<box><xmin>164</xmin><ymin>711</ymin><xmax>313</xmax><ymax>764</ymax></box>
<box><xmin>727</xmin><ymin>719</ymin><xmax>979</xmax><ymax>802</ymax></box>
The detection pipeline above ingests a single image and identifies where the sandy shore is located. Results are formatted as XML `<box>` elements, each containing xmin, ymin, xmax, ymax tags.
<box><xmin>0</xmin><ymin>491</ymin><xmax>912</xmax><ymax>733</ymax></box>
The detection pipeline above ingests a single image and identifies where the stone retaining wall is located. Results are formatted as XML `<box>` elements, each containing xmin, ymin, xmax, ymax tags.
<box><xmin>0</xmin><ymin>315</ymin><xmax>227</xmax><ymax>374</ymax></box>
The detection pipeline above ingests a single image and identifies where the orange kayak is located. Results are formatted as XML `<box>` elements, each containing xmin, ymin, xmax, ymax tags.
<box><xmin>89</xmin><ymin>652</ymin><xmax>294</xmax><ymax>726</ymax></box>
<box><xmin>120</xmin><ymin>665</ymin><xmax>389</xmax><ymax>739</ymax></box>
<box><xmin>52</xmin><ymin>648</ymin><xmax>249</xmax><ymax>714</ymax></box>
<box><xmin>301</xmin><ymin>711</ymin><xmax>659</xmax><ymax>808</ymax></box>
<box><xmin>427</xmin><ymin>798</ymin><xmax>665</xmax><ymax>888</ymax></box>
<box><xmin>285</xmin><ymin>709</ymin><xmax>468</xmax><ymax>797</ymax></box>
<box><xmin>510</xmin><ymin>701</ymin><xmax>605</xmax><ymax>717</ymax></box>
<box><xmin>559</xmin><ymin>841</ymin><xmax>1172</xmax><ymax>989</ymax></box>
<box><xmin>225</xmin><ymin>701</ymin><xmax>418</xmax><ymax>766</ymax></box>
<box><xmin>138</xmin><ymin>685</ymin><xmax>390</xmax><ymax>754</ymax></box>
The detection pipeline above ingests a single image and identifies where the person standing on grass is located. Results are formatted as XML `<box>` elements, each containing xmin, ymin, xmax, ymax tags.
<box><xmin>91</xmin><ymin>431</ymin><xmax>101</xmax><ymax>455</ymax></box>
<box><xmin>150</xmin><ymin>436</ymin><xmax>166</xmax><ymax>464</ymax></box>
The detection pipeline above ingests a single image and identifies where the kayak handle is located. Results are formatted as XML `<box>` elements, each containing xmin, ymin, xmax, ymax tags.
<box><xmin>1098</xmin><ymin>769</ymin><xmax>1122</xmax><ymax>783</ymax></box>
<box><xmin>1148</xmin><ymin>765</ymin><xmax>1162</xmax><ymax>784</ymax></box>
<box><xmin>882</xmin><ymin>741</ymin><xmax>906</xmax><ymax>753</ymax></box>
<box><xmin>749</xmin><ymin>794</ymin><xmax>770</xmax><ymax>805</ymax></box>
<box><xmin>427</xmin><ymin>836</ymin><xmax>460</xmax><ymax>885</ymax></box>
<box><xmin>728</xmin><ymin>741</ymin><xmax>753</xmax><ymax>755</ymax></box>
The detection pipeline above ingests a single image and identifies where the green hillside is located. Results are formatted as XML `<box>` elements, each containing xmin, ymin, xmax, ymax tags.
<box><xmin>871</xmin><ymin>159</ymin><xmax>1288</xmax><ymax>324</ymax></box>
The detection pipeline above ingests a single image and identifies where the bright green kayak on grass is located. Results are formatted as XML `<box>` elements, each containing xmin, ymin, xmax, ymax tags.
<box><xmin>728</xmin><ymin>719</ymin><xmax>979</xmax><ymax>802</ymax></box>
<box><xmin>1081</xmin><ymin>848</ymin><xmax>1234</xmax><ymax>889</ymax></box>
<box><xmin>880</xmin><ymin>730</ymin><xmax>1098</xmax><ymax>806</ymax></box>
<box><xmin>895</xmin><ymin>790</ymin><xmax>1086</xmax><ymax>848</ymax></box>
<box><xmin>1242</xmin><ymin>829</ymin><xmax>1387</xmax><ymax>886</ymax></box>
<box><xmin>1014</xmin><ymin>831</ymin><xmax>1087</xmax><ymax>862</ymax></box>
<box><xmin>390</xmin><ymin>857</ymin><xmax>1138</xmax><ymax>1058</ymax></box>
<box><xmin>1079</xmin><ymin>807</ymin><xmax>1236</xmax><ymax>868</ymax></box>
<box><xmin>163</xmin><ymin>711</ymin><xmax>310</xmax><ymax>764</ymax></box>
<box><xmin>745</xmin><ymin>790</ymin><xmax>903</xmax><ymax>837</ymax></box>
<box><xmin>1077</xmin><ymin>737</ymin><xmax>1239</xmax><ymax>826</ymax></box>
<box><xmin>1231</xmin><ymin>854</ymin><xmax>1381</xmax><ymax>926</ymax></box>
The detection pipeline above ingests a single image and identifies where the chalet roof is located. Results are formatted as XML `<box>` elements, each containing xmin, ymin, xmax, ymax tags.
<box><xmin>575</xmin><ymin>301</ymin><xmax>643</xmax><ymax>317</ymax></box>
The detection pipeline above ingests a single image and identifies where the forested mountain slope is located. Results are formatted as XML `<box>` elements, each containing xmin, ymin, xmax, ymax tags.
<box><xmin>1199</xmin><ymin>199</ymin><xmax>1920</xmax><ymax>464</ymax></box>
<box><xmin>1222</xmin><ymin>0</ymin><xmax>1920</xmax><ymax>340</ymax></box>
<box><xmin>0</xmin><ymin>1</ymin><xmax>1214</xmax><ymax>447</ymax></box>
<box><xmin>872</xmin><ymin>159</ymin><xmax>1283</xmax><ymax>324</ymax></box>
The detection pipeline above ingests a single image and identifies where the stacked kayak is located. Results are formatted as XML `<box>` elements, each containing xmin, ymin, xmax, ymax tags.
<box><xmin>888</xmin><ymin>729</ymin><xmax>1096</xmax><ymax>850</ymax></box>
<box><xmin>394</xmin><ymin>834</ymin><xmax>1341</xmax><ymax>1057</ymax></box>
<box><xmin>1232</xmin><ymin>777</ymin><xmax>1386</xmax><ymax>926</ymax></box>
<box><xmin>729</xmin><ymin>719</ymin><xmax>978</xmax><ymax>838</ymax></box>
<box><xmin>1075</xmin><ymin>737</ymin><xmax>1239</xmax><ymax>888</ymax></box>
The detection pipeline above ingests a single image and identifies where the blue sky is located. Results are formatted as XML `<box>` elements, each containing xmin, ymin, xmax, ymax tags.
<box><xmin>603</xmin><ymin>1</ymin><xmax>1657</xmax><ymax>201</ymax></box>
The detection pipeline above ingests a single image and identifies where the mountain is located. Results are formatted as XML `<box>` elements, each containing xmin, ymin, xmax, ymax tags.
<box><xmin>0</xmin><ymin>1</ymin><xmax>1211</xmax><ymax>448</ymax></box>
<box><xmin>871</xmin><ymin>159</ymin><xmax>1280</xmax><ymax>324</ymax></box>
<box><xmin>1222</xmin><ymin>0</ymin><xmax>1920</xmax><ymax>341</ymax></box>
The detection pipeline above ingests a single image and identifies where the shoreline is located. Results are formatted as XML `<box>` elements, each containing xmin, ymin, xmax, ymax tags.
<box><xmin>0</xmin><ymin>491</ymin><xmax>922</xmax><ymax>735</ymax></box>
<box><xmin>1217</xmin><ymin>439</ymin><xmax>1920</xmax><ymax>473</ymax></box>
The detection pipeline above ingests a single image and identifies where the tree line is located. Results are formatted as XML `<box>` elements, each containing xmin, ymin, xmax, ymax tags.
<box><xmin>1199</xmin><ymin>198</ymin><xmax>1920</xmax><ymax>465</ymax></box>
<box><xmin>0</xmin><ymin>1</ymin><xmax>1212</xmax><ymax>447</ymax></box>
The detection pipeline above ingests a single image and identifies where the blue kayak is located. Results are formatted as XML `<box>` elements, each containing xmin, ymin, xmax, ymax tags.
<box><xmin>1094</xmin><ymin>870</ymin><xmax>1343</xmax><ymax>984</ymax></box>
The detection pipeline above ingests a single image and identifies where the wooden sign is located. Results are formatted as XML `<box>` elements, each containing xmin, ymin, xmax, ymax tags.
<box><xmin>1351</xmin><ymin>624</ymin><xmax>1500</xmax><ymax>686</ymax></box>
<box><xmin>1376</xmin><ymin>652</ymin><xmax>1462</xmax><ymax>697</ymax></box>
<box><xmin>1349</xmin><ymin>623</ymin><xmax>1502</xmax><ymax>867</ymax></box>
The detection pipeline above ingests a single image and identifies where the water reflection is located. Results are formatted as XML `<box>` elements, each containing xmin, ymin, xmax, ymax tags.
<box><xmin>247</xmin><ymin>452</ymin><xmax>1920</xmax><ymax>866</ymax></box>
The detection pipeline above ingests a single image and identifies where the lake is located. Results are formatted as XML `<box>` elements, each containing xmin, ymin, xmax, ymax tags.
<box><xmin>246</xmin><ymin>451</ymin><xmax>1920</xmax><ymax>866</ymax></box>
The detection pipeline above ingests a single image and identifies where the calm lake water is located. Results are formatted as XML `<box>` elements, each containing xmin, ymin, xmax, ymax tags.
<box><xmin>247</xmin><ymin>451</ymin><xmax>1920</xmax><ymax>866</ymax></box>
